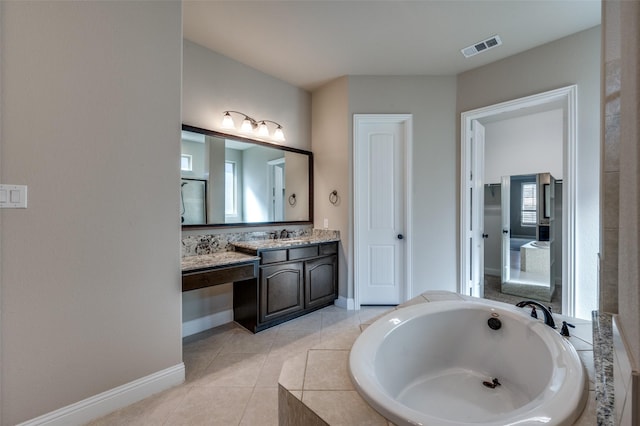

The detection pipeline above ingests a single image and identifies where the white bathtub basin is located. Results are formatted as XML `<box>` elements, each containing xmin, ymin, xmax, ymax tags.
<box><xmin>349</xmin><ymin>299</ymin><xmax>587</xmax><ymax>426</ymax></box>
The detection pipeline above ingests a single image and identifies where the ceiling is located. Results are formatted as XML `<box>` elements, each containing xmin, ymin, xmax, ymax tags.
<box><xmin>183</xmin><ymin>0</ymin><xmax>601</xmax><ymax>92</ymax></box>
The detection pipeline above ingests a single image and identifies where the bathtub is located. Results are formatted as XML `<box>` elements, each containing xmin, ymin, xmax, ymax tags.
<box><xmin>349</xmin><ymin>299</ymin><xmax>587</xmax><ymax>426</ymax></box>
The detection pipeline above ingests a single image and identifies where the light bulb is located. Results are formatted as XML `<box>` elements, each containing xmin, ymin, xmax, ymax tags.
<box><xmin>257</xmin><ymin>121</ymin><xmax>270</xmax><ymax>137</ymax></box>
<box><xmin>273</xmin><ymin>126</ymin><xmax>285</xmax><ymax>141</ymax></box>
<box><xmin>240</xmin><ymin>117</ymin><xmax>254</xmax><ymax>133</ymax></box>
<box><xmin>221</xmin><ymin>112</ymin><xmax>235</xmax><ymax>129</ymax></box>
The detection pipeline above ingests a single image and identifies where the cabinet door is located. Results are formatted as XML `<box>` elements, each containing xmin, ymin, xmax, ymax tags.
<box><xmin>305</xmin><ymin>255</ymin><xmax>338</xmax><ymax>309</ymax></box>
<box><xmin>260</xmin><ymin>262</ymin><xmax>304</xmax><ymax>323</ymax></box>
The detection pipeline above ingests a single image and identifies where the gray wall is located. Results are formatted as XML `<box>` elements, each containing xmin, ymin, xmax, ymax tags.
<box><xmin>285</xmin><ymin>151</ymin><xmax>310</xmax><ymax>221</ymax></box>
<box><xmin>312</xmin><ymin>76</ymin><xmax>459</xmax><ymax>301</ymax></box>
<box><xmin>224</xmin><ymin>147</ymin><xmax>244</xmax><ymax>223</ymax></box>
<box><xmin>0</xmin><ymin>1</ymin><xmax>182</xmax><ymax>424</ymax></box>
<box><xmin>311</xmin><ymin>77</ymin><xmax>350</xmax><ymax>299</ymax></box>
<box><xmin>183</xmin><ymin>40</ymin><xmax>311</xmax><ymax>151</ymax></box>
<box><xmin>242</xmin><ymin>146</ymin><xmax>284</xmax><ymax>222</ymax></box>
<box><xmin>347</xmin><ymin>76</ymin><xmax>458</xmax><ymax>296</ymax></box>
<box><xmin>458</xmin><ymin>26</ymin><xmax>601</xmax><ymax>319</ymax></box>
<box><xmin>181</xmin><ymin>40</ymin><xmax>312</xmax><ymax>332</ymax></box>
<box><xmin>311</xmin><ymin>76</ymin><xmax>459</xmax><ymax>301</ymax></box>
<box><xmin>483</xmin><ymin>109</ymin><xmax>563</xmax><ymax>184</ymax></box>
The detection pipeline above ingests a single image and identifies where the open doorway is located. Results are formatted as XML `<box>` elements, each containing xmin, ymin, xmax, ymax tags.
<box><xmin>460</xmin><ymin>86</ymin><xmax>582</xmax><ymax>316</ymax></box>
<box><xmin>483</xmin><ymin>172</ymin><xmax>562</xmax><ymax>314</ymax></box>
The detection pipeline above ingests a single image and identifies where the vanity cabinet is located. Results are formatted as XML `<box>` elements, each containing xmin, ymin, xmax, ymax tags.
<box><xmin>259</xmin><ymin>261</ymin><xmax>304</xmax><ymax>323</ymax></box>
<box><xmin>305</xmin><ymin>255</ymin><xmax>338</xmax><ymax>309</ymax></box>
<box><xmin>234</xmin><ymin>241</ymin><xmax>338</xmax><ymax>332</ymax></box>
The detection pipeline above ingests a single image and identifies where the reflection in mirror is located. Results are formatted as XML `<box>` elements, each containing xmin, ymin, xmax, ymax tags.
<box><xmin>181</xmin><ymin>178</ymin><xmax>207</xmax><ymax>224</ymax></box>
<box><xmin>181</xmin><ymin>125</ymin><xmax>312</xmax><ymax>227</ymax></box>
<box><xmin>499</xmin><ymin>173</ymin><xmax>556</xmax><ymax>303</ymax></box>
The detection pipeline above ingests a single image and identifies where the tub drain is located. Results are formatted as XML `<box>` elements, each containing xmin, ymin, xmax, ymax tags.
<box><xmin>482</xmin><ymin>378</ymin><xmax>501</xmax><ymax>389</ymax></box>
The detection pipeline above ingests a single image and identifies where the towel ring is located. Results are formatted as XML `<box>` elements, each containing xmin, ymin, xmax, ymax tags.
<box><xmin>288</xmin><ymin>193</ymin><xmax>297</xmax><ymax>206</ymax></box>
<box><xmin>329</xmin><ymin>190</ymin><xmax>339</xmax><ymax>205</ymax></box>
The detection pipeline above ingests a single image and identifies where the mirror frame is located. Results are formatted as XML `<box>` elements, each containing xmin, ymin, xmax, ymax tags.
<box><xmin>181</xmin><ymin>124</ymin><xmax>314</xmax><ymax>229</ymax></box>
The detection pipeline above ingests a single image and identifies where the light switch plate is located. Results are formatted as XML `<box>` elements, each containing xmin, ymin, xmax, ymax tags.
<box><xmin>0</xmin><ymin>184</ymin><xmax>27</xmax><ymax>208</ymax></box>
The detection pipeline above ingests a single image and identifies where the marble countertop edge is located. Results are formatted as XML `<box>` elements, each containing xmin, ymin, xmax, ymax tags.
<box><xmin>232</xmin><ymin>236</ymin><xmax>340</xmax><ymax>251</ymax></box>
<box><xmin>181</xmin><ymin>251</ymin><xmax>260</xmax><ymax>273</ymax></box>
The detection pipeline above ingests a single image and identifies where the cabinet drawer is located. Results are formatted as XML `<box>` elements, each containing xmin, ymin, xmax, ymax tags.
<box><xmin>261</xmin><ymin>249</ymin><xmax>288</xmax><ymax>264</ymax></box>
<box><xmin>289</xmin><ymin>246</ymin><xmax>319</xmax><ymax>260</ymax></box>
<box><xmin>182</xmin><ymin>263</ymin><xmax>257</xmax><ymax>292</ymax></box>
<box><xmin>319</xmin><ymin>242</ymin><xmax>338</xmax><ymax>255</ymax></box>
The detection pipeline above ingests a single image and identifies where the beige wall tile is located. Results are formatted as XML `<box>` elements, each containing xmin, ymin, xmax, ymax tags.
<box><xmin>603</xmin><ymin>171</ymin><xmax>620</xmax><ymax>228</ymax></box>
<box><xmin>278</xmin><ymin>386</ymin><xmax>327</xmax><ymax>426</ymax></box>
<box><xmin>302</xmin><ymin>391</ymin><xmax>387</xmax><ymax>426</ymax></box>
<box><xmin>279</xmin><ymin>352</ymin><xmax>308</xmax><ymax>391</ymax></box>
<box><xmin>604</xmin><ymin>113</ymin><xmax>621</xmax><ymax>172</ymax></box>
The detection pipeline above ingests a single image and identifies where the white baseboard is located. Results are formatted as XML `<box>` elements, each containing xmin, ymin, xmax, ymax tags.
<box><xmin>182</xmin><ymin>309</ymin><xmax>233</xmax><ymax>337</ymax></box>
<box><xmin>335</xmin><ymin>296</ymin><xmax>355</xmax><ymax>310</ymax></box>
<box><xmin>17</xmin><ymin>363</ymin><xmax>185</xmax><ymax>426</ymax></box>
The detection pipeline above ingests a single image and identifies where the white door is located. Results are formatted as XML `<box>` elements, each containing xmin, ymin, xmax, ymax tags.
<box><xmin>354</xmin><ymin>114</ymin><xmax>412</xmax><ymax>305</ymax></box>
<box><xmin>500</xmin><ymin>175</ymin><xmax>511</xmax><ymax>284</ymax></box>
<box><xmin>470</xmin><ymin>121</ymin><xmax>486</xmax><ymax>298</ymax></box>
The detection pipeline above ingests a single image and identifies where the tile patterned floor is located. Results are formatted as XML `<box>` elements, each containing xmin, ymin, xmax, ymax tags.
<box><xmin>87</xmin><ymin>305</ymin><xmax>389</xmax><ymax>426</ymax></box>
<box><xmin>88</xmin><ymin>300</ymin><xmax>596</xmax><ymax>425</ymax></box>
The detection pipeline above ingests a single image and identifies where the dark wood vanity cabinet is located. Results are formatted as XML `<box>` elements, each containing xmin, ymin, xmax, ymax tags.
<box><xmin>234</xmin><ymin>242</ymin><xmax>338</xmax><ymax>332</ymax></box>
<box><xmin>259</xmin><ymin>261</ymin><xmax>304</xmax><ymax>323</ymax></box>
<box><xmin>305</xmin><ymin>255</ymin><xmax>338</xmax><ymax>309</ymax></box>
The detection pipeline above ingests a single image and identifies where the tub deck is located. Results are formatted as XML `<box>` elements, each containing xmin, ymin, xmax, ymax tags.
<box><xmin>278</xmin><ymin>291</ymin><xmax>597</xmax><ymax>425</ymax></box>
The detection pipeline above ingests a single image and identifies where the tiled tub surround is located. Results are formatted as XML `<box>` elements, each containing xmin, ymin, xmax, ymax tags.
<box><xmin>593</xmin><ymin>311</ymin><xmax>638</xmax><ymax>425</ymax></box>
<box><xmin>279</xmin><ymin>291</ymin><xmax>598</xmax><ymax>426</ymax></box>
<box><xmin>181</xmin><ymin>228</ymin><xmax>339</xmax><ymax>257</ymax></box>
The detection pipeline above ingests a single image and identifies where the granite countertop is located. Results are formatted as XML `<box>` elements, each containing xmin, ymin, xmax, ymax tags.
<box><xmin>592</xmin><ymin>311</ymin><xmax>614</xmax><ymax>425</ymax></box>
<box><xmin>232</xmin><ymin>236</ymin><xmax>340</xmax><ymax>252</ymax></box>
<box><xmin>181</xmin><ymin>251</ymin><xmax>259</xmax><ymax>273</ymax></box>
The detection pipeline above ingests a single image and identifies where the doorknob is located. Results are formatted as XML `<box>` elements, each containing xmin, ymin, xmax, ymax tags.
<box><xmin>502</xmin><ymin>230</ymin><xmax>509</xmax><ymax>234</ymax></box>
<box><xmin>482</xmin><ymin>233</ymin><xmax>489</xmax><ymax>239</ymax></box>
<box><xmin>397</xmin><ymin>234</ymin><xmax>404</xmax><ymax>240</ymax></box>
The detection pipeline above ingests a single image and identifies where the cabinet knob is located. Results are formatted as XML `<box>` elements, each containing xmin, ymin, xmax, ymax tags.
<box><xmin>397</xmin><ymin>234</ymin><xmax>404</xmax><ymax>240</ymax></box>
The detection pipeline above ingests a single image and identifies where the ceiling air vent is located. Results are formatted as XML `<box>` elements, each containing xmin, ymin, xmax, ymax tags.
<box><xmin>461</xmin><ymin>35</ymin><xmax>502</xmax><ymax>58</ymax></box>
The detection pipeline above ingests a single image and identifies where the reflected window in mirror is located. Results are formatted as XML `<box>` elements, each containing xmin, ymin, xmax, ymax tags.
<box><xmin>180</xmin><ymin>125</ymin><xmax>313</xmax><ymax>228</ymax></box>
<box><xmin>521</xmin><ymin>182</ymin><xmax>537</xmax><ymax>226</ymax></box>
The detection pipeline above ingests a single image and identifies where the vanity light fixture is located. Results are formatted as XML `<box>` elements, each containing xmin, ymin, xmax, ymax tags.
<box><xmin>221</xmin><ymin>111</ymin><xmax>285</xmax><ymax>141</ymax></box>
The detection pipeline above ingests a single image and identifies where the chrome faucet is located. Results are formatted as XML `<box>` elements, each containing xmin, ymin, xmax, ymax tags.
<box><xmin>515</xmin><ymin>300</ymin><xmax>556</xmax><ymax>329</ymax></box>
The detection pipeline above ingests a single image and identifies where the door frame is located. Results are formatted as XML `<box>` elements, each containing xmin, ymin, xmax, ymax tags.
<box><xmin>353</xmin><ymin>114</ymin><xmax>413</xmax><ymax>309</ymax></box>
<box><xmin>460</xmin><ymin>85</ymin><xmax>577</xmax><ymax>316</ymax></box>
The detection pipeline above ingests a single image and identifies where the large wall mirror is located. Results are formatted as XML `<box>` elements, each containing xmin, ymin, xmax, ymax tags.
<box><xmin>181</xmin><ymin>124</ymin><xmax>313</xmax><ymax>228</ymax></box>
